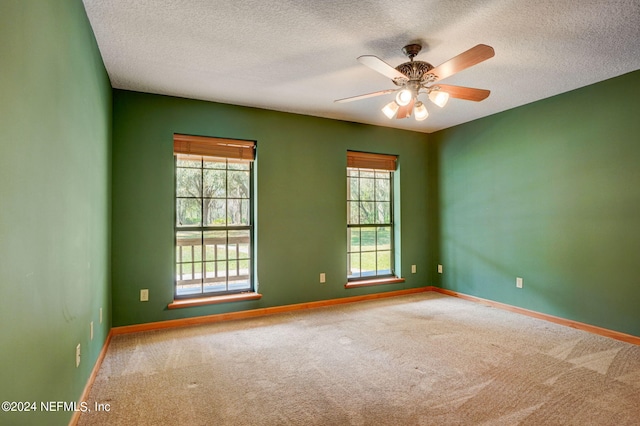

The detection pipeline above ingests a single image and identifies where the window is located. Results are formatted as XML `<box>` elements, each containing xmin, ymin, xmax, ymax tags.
<box><xmin>347</xmin><ymin>151</ymin><xmax>397</xmax><ymax>281</ymax></box>
<box><xmin>174</xmin><ymin>134</ymin><xmax>255</xmax><ymax>298</ymax></box>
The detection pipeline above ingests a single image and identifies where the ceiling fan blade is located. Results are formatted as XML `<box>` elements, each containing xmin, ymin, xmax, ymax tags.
<box><xmin>395</xmin><ymin>98</ymin><xmax>415</xmax><ymax>119</ymax></box>
<box><xmin>334</xmin><ymin>89</ymin><xmax>397</xmax><ymax>103</ymax></box>
<box><xmin>357</xmin><ymin>55</ymin><xmax>407</xmax><ymax>81</ymax></box>
<box><xmin>436</xmin><ymin>84</ymin><xmax>491</xmax><ymax>102</ymax></box>
<box><xmin>428</xmin><ymin>44</ymin><xmax>495</xmax><ymax>81</ymax></box>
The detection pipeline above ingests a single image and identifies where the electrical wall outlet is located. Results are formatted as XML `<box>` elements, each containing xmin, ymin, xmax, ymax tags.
<box><xmin>437</xmin><ymin>264</ymin><xmax>443</xmax><ymax>274</ymax></box>
<box><xmin>90</xmin><ymin>321</ymin><xmax>94</xmax><ymax>341</ymax></box>
<box><xmin>411</xmin><ymin>265</ymin><xmax>417</xmax><ymax>274</ymax></box>
<box><xmin>99</xmin><ymin>307</ymin><xmax>103</xmax><ymax>324</ymax></box>
<box><xmin>319</xmin><ymin>273</ymin><xmax>326</xmax><ymax>283</ymax></box>
<box><xmin>75</xmin><ymin>344</ymin><xmax>81</xmax><ymax>368</ymax></box>
<box><xmin>140</xmin><ymin>289</ymin><xmax>149</xmax><ymax>301</ymax></box>
<box><xmin>516</xmin><ymin>277</ymin><xmax>523</xmax><ymax>288</ymax></box>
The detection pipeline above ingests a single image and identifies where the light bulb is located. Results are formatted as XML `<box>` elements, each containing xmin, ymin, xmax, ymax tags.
<box><xmin>395</xmin><ymin>89</ymin><xmax>413</xmax><ymax>106</ymax></box>
<box><xmin>414</xmin><ymin>102</ymin><xmax>429</xmax><ymax>121</ymax></box>
<box><xmin>429</xmin><ymin>90</ymin><xmax>449</xmax><ymax>108</ymax></box>
<box><xmin>381</xmin><ymin>101</ymin><xmax>399</xmax><ymax>119</ymax></box>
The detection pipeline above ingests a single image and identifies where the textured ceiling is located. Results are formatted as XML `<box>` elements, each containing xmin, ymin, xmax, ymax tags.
<box><xmin>83</xmin><ymin>0</ymin><xmax>640</xmax><ymax>133</ymax></box>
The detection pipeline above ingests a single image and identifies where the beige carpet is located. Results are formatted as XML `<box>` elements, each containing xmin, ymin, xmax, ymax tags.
<box><xmin>79</xmin><ymin>293</ymin><xmax>640</xmax><ymax>425</ymax></box>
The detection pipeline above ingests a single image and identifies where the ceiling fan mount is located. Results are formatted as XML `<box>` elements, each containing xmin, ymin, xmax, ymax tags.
<box><xmin>401</xmin><ymin>43</ymin><xmax>423</xmax><ymax>59</ymax></box>
<box><xmin>335</xmin><ymin>43</ymin><xmax>495</xmax><ymax>121</ymax></box>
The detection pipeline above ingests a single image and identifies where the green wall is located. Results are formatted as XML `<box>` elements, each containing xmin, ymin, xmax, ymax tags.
<box><xmin>0</xmin><ymin>1</ymin><xmax>111</xmax><ymax>425</ymax></box>
<box><xmin>433</xmin><ymin>70</ymin><xmax>640</xmax><ymax>336</ymax></box>
<box><xmin>111</xmin><ymin>90</ymin><xmax>434</xmax><ymax>326</ymax></box>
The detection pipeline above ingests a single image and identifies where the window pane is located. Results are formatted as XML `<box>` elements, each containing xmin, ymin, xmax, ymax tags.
<box><xmin>360</xmin><ymin>178</ymin><xmax>375</xmax><ymax>200</ymax></box>
<box><xmin>377</xmin><ymin>251</ymin><xmax>391</xmax><ymax>275</ymax></box>
<box><xmin>177</xmin><ymin>198</ymin><xmax>202</xmax><ymax>226</ymax></box>
<box><xmin>229</xmin><ymin>229</ymin><xmax>250</xmax><ymax>239</ymax></box>
<box><xmin>238</xmin><ymin>259</ymin><xmax>250</xmax><ymax>275</ymax></box>
<box><xmin>228</xmin><ymin>170</ymin><xmax>250</xmax><ymax>198</ymax></box>
<box><xmin>204</xmin><ymin>230</ymin><xmax>226</xmax><ymax>261</ymax></box>
<box><xmin>360</xmin><ymin>227</ymin><xmax>376</xmax><ymax>251</ymax></box>
<box><xmin>177</xmin><ymin>155</ymin><xmax>201</xmax><ymax>168</ymax></box>
<box><xmin>376</xmin><ymin>202</ymin><xmax>391</xmax><ymax>224</ymax></box>
<box><xmin>237</xmin><ymin>240</ymin><xmax>250</xmax><ymax>260</ymax></box>
<box><xmin>203</xmin><ymin>158</ymin><xmax>226</xmax><ymax>169</ymax></box>
<box><xmin>177</xmin><ymin>230</ymin><xmax>200</xmax><ymax>246</ymax></box>
<box><xmin>204</xmin><ymin>245</ymin><xmax>215</xmax><ymax>263</ymax></box>
<box><xmin>192</xmin><ymin>244</ymin><xmax>202</xmax><ymax>262</ymax></box>
<box><xmin>227</xmin><ymin>199</ymin><xmax>249</xmax><ymax>226</ymax></box>
<box><xmin>214</xmin><ymin>260</ymin><xmax>227</xmax><ymax>278</ymax></box>
<box><xmin>204</xmin><ymin>281</ymin><xmax>226</xmax><ymax>293</ymax></box>
<box><xmin>360</xmin><ymin>170</ymin><xmax>375</xmax><ymax>178</ymax></box>
<box><xmin>176</xmin><ymin>167</ymin><xmax>202</xmax><ymax>197</ymax></box>
<box><xmin>203</xmin><ymin>169</ymin><xmax>226</xmax><ymax>197</ymax></box>
<box><xmin>178</xmin><ymin>245</ymin><xmax>192</xmax><ymax>263</ymax></box>
<box><xmin>227</xmin><ymin>243</ymin><xmax>238</xmax><ymax>261</ymax></box>
<box><xmin>217</xmin><ymin>243</ymin><xmax>228</xmax><ymax>261</ymax></box>
<box><xmin>180</xmin><ymin>263</ymin><xmax>193</xmax><ymax>280</ymax></box>
<box><xmin>348</xmin><ymin>227</ymin><xmax>360</xmax><ymax>253</ymax></box>
<box><xmin>359</xmin><ymin>201</ymin><xmax>375</xmax><ymax>224</ymax></box>
<box><xmin>377</xmin><ymin>226</ymin><xmax>391</xmax><ymax>250</ymax></box>
<box><xmin>347</xmin><ymin>177</ymin><xmax>359</xmax><ymax>200</ymax></box>
<box><xmin>228</xmin><ymin>160</ymin><xmax>250</xmax><ymax>170</ymax></box>
<box><xmin>230</xmin><ymin>229</ymin><xmax>250</xmax><ymax>259</ymax></box>
<box><xmin>348</xmin><ymin>201</ymin><xmax>359</xmax><ymax>224</ymax></box>
<box><xmin>347</xmin><ymin>167</ymin><xmax>359</xmax><ymax>177</ymax></box>
<box><xmin>348</xmin><ymin>253</ymin><xmax>360</xmax><ymax>278</ymax></box>
<box><xmin>375</xmin><ymin>177</ymin><xmax>390</xmax><ymax>201</ymax></box>
<box><xmin>193</xmin><ymin>262</ymin><xmax>203</xmax><ymax>279</ymax></box>
<box><xmin>176</xmin><ymin>281</ymin><xmax>201</xmax><ymax>296</ymax></box>
<box><xmin>228</xmin><ymin>260</ymin><xmax>238</xmax><ymax>277</ymax></box>
<box><xmin>204</xmin><ymin>199</ymin><xmax>226</xmax><ymax>226</ymax></box>
<box><xmin>204</xmin><ymin>261</ymin><xmax>216</xmax><ymax>279</ymax></box>
<box><xmin>229</xmin><ymin>277</ymin><xmax>250</xmax><ymax>291</ymax></box>
<box><xmin>360</xmin><ymin>252</ymin><xmax>376</xmax><ymax>277</ymax></box>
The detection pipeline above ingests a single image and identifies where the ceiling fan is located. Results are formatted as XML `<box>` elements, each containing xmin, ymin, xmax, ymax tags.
<box><xmin>335</xmin><ymin>43</ymin><xmax>495</xmax><ymax>121</ymax></box>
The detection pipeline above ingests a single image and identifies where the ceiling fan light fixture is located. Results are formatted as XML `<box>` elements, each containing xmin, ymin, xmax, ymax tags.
<box><xmin>395</xmin><ymin>89</ymin><xmax>413</xmax><ymax>106</ymax></box>
<box><xmin>414</xmin><ymin>102</ymin><xmax>429</xmax><ymax>121</ymax></box>
<box><xmin>382</xmin><ymin>101</ymin><xmax>399</xmax><ymax>119</ymax></box>
<box><xmin>335</xmin><ymin>43</ymin><xmax>495</xmax><ymax>123</ymax></box>
<box><xmin>429</xmin><ymin>90</ymin><xmax>449</xmax><ymax>108</ymax></box>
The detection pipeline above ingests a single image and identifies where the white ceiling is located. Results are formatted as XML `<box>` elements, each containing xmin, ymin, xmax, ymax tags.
<box><xmin>83</xmin><ymin>0</ymin><xmax>640</xmax><ymax>133</ymax></box>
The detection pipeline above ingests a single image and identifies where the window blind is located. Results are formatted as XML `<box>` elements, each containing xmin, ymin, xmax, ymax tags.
<box><xmin>174</xmin><ymin>134</ymin><xmax>255</xmax><ymax>161</ymax></box>
<box><xmin>347</xmin><ymin>150</ymin><xmax>397</xmax><ymax>171</ymax></box>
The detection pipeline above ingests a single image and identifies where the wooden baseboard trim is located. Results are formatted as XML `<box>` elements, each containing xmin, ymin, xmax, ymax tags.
<box><xmin>68</xmin><ymin>330</ymin><xmax>113</xmax><ymax>426</ymax></box>
<box><xmin>431</xmin><ymin>287</ymin><xmax>640</xmax><ymax>345</ymax></box>
<box><xmin>112</xmin><ymin>287</ymin><xmax>430</xmax><ymax>335</ymax></box>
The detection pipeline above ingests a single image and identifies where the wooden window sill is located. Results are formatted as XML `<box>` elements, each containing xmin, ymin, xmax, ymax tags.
<box><xmin>344</xmin><ymin>277</ymin><xmax>405</xmax><ymax>289</ymax></box>
<box><xmin>168</xmin><ymin>292</ymin><xmax>262</xmax><ymax>309</ymax></box>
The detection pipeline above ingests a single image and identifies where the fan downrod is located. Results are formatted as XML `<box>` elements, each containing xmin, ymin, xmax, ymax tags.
<box><xmin>402</xmin><ymin>44</ymin><xmax>422</xmax><ymax>60</ymax></box>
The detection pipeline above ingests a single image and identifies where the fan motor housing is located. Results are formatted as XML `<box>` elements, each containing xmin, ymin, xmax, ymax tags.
<box><xmin>393</xmin><ymin>61</ymin><xmax>434</xmax><ymax>86</ymax></box>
